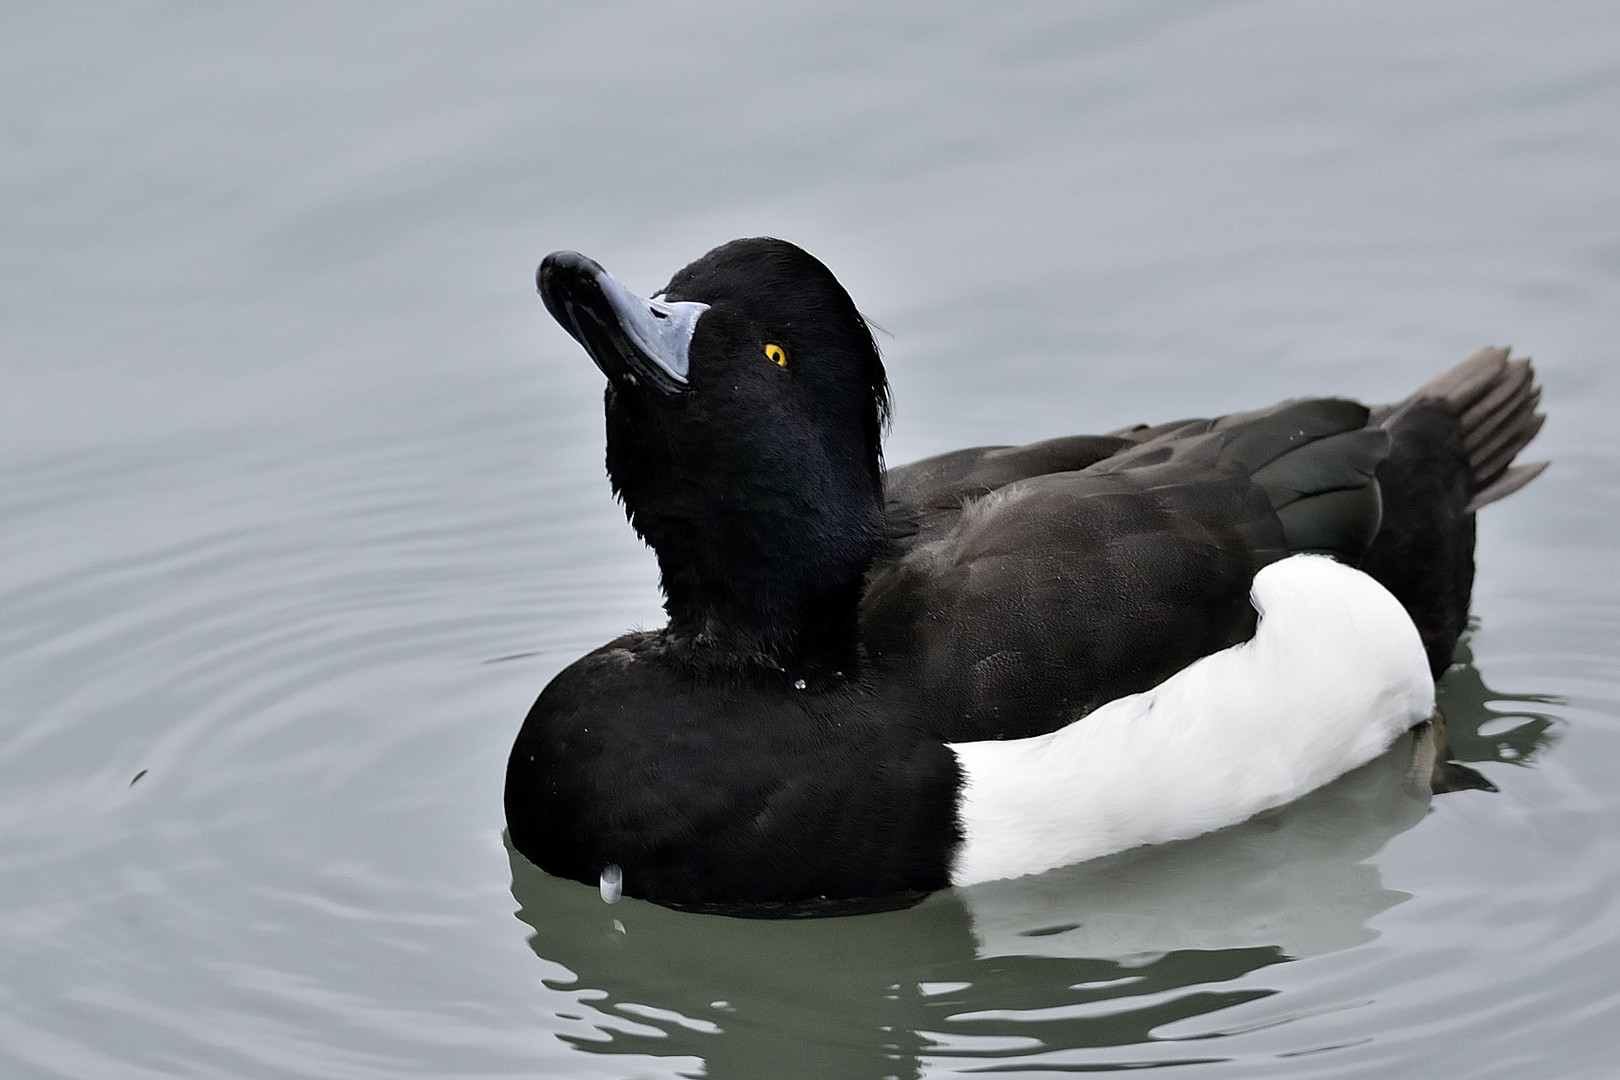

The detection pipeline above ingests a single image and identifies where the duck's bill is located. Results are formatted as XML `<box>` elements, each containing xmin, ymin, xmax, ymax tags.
<box><xmin>537</xmin><ymin>251</ymin><xmax>708</xmax><ymax>396</ymax></box>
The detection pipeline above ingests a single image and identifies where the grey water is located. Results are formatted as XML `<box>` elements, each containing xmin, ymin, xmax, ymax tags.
<box><xmin>3</xmin><ymin>3</ymin><xmax>1617</xmax><ymax>1077</ymax></box>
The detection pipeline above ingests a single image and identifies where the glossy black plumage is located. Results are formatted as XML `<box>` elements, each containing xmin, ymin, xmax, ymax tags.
<box><xmin>870</xmin><ymin>398</ymin><xmax>1392</xmax><ymax>740</ymax></box>
<box><xmin>506</xmin><ymin>635</ymin><xmax>962</xmax><ymax>909</ymax></box>
<box><xmin>506</xmin><ymin>237</ymin><xmax>1547</xmax><ymax>908</ymax></box>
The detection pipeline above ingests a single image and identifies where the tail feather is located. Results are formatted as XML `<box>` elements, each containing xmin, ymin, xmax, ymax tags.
<box><xmin>1467</xmin><ymin>460</ymin><xmax>1549</xmax><ymax>513</ymax></box>
<box><xmin>1460</xmin><ymin>357</ymin><xmax>1532</xmax><ymax>435</ymax></box>
<box><xmin>1472</xmin><ymin>412</ymin><xmax>1546</xmax><ymax>499</ymax></box>
<box><xmin>1407</xmin><ymin>346</ymin><xmax>1548</xmax><ymax>508</ymax></box>
<box><xmin>1411</xmin><ymin>345</ymin><xmax>1510</xmax><ymax>410</ymax></box>
<box><xmin>1363</xmin><ymin>346</ymin><xmax>1549</xmax><ymax>676</ymax></box>
<box><xmin>1461</xmin><ymin>360</ymin><xmax>1535</xmax><ymax>457</ymax></box>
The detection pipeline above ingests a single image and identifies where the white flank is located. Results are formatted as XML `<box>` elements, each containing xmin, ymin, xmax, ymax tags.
<box><xmin>949</xmin><ymin>554</ymin><xmax>1436</xmax><ymax>887</ymax></box>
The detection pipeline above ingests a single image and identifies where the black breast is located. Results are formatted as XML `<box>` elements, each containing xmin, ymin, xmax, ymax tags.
<box><xmin>504</xmin><ymin>633</ymin><xmax>963</xmax><ymax>907</ymax></box>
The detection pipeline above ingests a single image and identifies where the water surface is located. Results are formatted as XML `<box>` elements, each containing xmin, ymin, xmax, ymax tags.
<box><xmin>3</xmin><ymin>3</ymin><xmax>1617</xmax><ymax>1077</ymax></box>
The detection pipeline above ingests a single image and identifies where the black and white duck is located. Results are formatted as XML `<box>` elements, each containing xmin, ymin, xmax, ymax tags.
<box><xmin>505</xmin><ymin>237</ymin><xmax>1547</xmax><ymax>911</ymax></box>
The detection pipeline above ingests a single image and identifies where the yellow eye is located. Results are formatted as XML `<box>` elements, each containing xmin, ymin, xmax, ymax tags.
<box><xmin>765</xmin><ymin>343</ymin><xmax>787</xmax><ymax>368</ymax></box>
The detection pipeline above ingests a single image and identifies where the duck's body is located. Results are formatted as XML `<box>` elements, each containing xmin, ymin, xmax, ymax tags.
<box><xmin>506</xmin><ymin>238</ymin><xmax>1546</xmax><ymax>910</ymax></box>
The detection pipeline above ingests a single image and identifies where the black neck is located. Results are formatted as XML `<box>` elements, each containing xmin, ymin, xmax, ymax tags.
<box><xmin>654</xmin><ymin>534</ymin><xmax>877</xmax><ymax>677</ymax></box>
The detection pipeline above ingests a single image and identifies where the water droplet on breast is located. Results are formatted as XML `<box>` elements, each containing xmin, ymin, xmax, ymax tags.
<box><xmin>793</xmin><ymin>678</ymin><xmax>807</xmax><ymax>690</ymax></box>
<box><xmin>599</xmin><ymin>864</ymin><xmax>623</xmax><ymax>903</ymax></box>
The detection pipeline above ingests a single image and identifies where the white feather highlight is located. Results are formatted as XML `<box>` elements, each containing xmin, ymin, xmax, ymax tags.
<box><xmin>949</xmin><ymin>554</ymin><xmax>1435</xmax><ymax>887</ymax></box>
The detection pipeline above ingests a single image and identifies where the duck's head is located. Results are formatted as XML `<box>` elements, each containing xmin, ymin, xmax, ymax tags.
<box><xmin>537</xmin><ymin>237</ymin><xmax>890</xmax><ymax>666</ymax></box>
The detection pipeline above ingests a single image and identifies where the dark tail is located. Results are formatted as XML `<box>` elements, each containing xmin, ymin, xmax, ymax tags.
<box><xmin>1362</xmin><ymin>348</ymin><xmax>1548</xmax><ymax>676</ymax></box>
<box><xmin>1407</xmin><ymin>346</ymin><xmax>1549</xmax><ymax>510</ymax></box>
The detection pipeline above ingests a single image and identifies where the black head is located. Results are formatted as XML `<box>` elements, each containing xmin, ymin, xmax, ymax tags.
<box><xmin>537</xmin><ymin>238</ymin><xmax>891</xmax><ymax>665</ymax></box>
